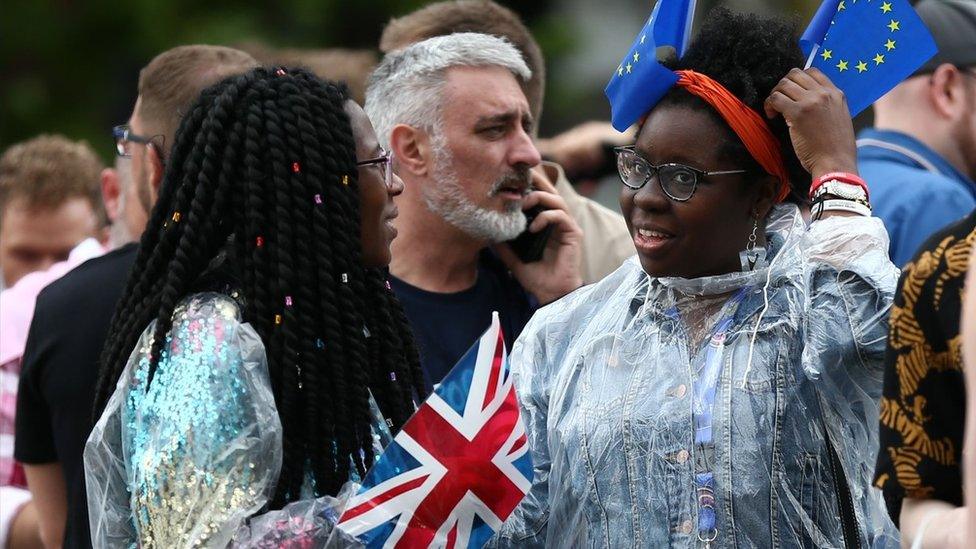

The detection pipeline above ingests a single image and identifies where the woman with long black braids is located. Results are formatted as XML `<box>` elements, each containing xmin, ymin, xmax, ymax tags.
<box><xmin>83</xmin><ymin>67</ymin><xmax>426</xmax><ymax>547</ymax></box>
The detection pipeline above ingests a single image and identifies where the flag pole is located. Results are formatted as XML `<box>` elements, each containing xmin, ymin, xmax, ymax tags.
<box><xmin>681</xmin><ymin>0</ymin><xmax>698</xmax><ymax>56</ymax></box>
<box><xmin>804</xmin><ymin>45</ymin><xmax>819</xmax><ymax>69</ymax></box>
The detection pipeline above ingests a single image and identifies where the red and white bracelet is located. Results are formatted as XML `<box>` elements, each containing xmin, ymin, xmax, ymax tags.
<box><xmin>809</xmin><ymin>172</ymin><xmax>869</xmax><ymax>202</ymax></box>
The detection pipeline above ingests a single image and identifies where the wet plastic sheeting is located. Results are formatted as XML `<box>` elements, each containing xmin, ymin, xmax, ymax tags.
<box><xmin>491</xmin><ymin>204</ymin><xmax>901</xmax><ymax>548</ymax></box>
<box><xmin>84</xmin><ymin>294</ymin><xmax>368</xmax><ymax>548</ymax></box>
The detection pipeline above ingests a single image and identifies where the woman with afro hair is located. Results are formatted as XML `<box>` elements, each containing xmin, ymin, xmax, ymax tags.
<box><xmin>492</xmin><ymin>8</ymin><xmax>900</xmax><ymax>548</ymax></box>
<box><xmin>84</xmin><ymin>67</ymin><xmax>427</xmax><ymax>547</ymax></box>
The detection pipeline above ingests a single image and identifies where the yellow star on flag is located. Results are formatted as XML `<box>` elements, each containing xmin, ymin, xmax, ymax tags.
<box><xmin>626</xmin><ymin>63</ymin><xmax>632</xmax><ymax>74</ymax></box>
<box><xmin>888</xmin><ymin>19</ymin><xmax>900</xmax><ymax>31</ymax></box>
<box><xmin>821</xmin><ymin>49</ymin><xmax>833</xmax><ymax>61</ymax></box>
<box><xmin>885</xmin><ymin>39</ymin><xmax>896</xmax><ymax>50</ymax></box>
<box><xmin>633</xmin><ymin>51</ymin><xmax>640</xmax><ymax>63</ymax></box>
<box><xmin>837</xmin><ymin>60</ymin><xmax>849</xmax><ymax>72</ymax></box>
<box><xmin>880</xmin><ymin>1</ymin><xmax>892</xmax><ymax>13</ymax></box>
<box><xmin>640</xmin><ymin>34</ymin><xmax>646</xmax><ymax>44</ymax></box>
<box><xmin>873</xmin><ymin>53</ymin><xmax>885</xmax><ymax>65</ymax></box>
<box><xmin>618</xmin><ymin>64</ymin><xmax>624</xmax><ymax>76</ymax></box>
<box><xmin>856</xmin><ymin>61</ymin><xmax>868</xmax><ymax>73</ymax></box>
<box><xmin>838</xmin><ymin>0</ymin><xmax>846</xmax><ymax>10</ymax></box>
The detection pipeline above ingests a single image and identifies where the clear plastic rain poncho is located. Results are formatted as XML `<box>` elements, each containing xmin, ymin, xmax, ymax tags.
<box><xmin>84</xmin><ymin>293</ymin><xmax>374</xmax><ymax>548</ymax></box>
<box><xmin>491</xmin><ymin>204</ymin><xmax>901</xmax><ymax>548</ymax></box>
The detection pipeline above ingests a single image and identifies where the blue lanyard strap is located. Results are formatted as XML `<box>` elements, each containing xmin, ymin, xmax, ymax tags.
<box><xmin>679</xmin><ymin>287</ymin><xmax>750</xmax><ymax>543</ymax></box>
<box><xmin>693</xmin><ymin>287</ymin><xmax>749</xmax><ymax>442</ymax></box>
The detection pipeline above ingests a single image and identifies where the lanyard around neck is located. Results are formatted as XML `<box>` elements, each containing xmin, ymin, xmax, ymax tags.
<box><xmin>668</xmin><ymin>286</ymin><xmax>751</xmax><ymax>547</ymax></box>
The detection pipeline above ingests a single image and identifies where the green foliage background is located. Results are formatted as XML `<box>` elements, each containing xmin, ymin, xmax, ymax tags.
<box><xmin>0</xmin><ymin>0</ymin><xmax>820</xmax><ymax>161</ymax></box>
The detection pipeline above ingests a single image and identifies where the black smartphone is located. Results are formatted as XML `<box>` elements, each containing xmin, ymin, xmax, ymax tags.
<box><xmin>506</xmin><ymin>205</ymin><xmax>554</xmax><ymax>263</ymax></box>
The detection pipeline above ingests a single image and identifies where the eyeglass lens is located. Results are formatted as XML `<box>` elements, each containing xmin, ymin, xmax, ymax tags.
<box><xmin>113</xmin><ymin>126</ymin><xmax>129</xmax><ymax>157</ymax></box>
<box><xmin>617</xmin><ymin>149</ymin><xmax>698</xmax><ymax>200</ymax></box>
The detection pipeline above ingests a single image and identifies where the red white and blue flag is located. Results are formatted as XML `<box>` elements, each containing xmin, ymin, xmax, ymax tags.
<box><xmin>336</xmin><ymin>313</ymin><xmax>533</xmax><ymax>548</ymax></box>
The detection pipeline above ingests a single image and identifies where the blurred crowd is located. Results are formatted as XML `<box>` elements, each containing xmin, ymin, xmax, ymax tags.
<box><xmin>1</xmin><ymin>0</ymin><xmax>975</xmax><ymax>548</ymax></box>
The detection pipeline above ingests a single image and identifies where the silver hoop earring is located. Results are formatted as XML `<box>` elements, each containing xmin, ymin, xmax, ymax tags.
<box><xmin>739</xmin><ymin>218</ymin><xmax>767</xmax><ymax>271</ymax></box>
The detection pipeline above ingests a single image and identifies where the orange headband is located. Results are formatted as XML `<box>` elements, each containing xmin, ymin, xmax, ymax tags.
<box><xmin>673</xmin><ymin>70</ymin><xmax>791</xmax><ymax>203</ymax></box>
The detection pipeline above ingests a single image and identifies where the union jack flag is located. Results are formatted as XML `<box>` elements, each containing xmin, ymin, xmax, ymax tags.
<box><xmin>336</xmin><ymin>313</ymin><xmax>533</xmax><ymax>548</ymax></box>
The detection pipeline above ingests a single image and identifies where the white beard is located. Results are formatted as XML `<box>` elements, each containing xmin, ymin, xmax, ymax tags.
<box><xmin>422</xmin><ymin>139</ymin><xmax>526</xmax><ymax>243</ymax></box>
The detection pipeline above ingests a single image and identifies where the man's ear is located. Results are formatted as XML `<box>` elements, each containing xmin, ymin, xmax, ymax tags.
<box><xmin>929</xmin><ymin>63</ymin><xmax>967</xmax><ymax>120</ymax></box>
<box><xmin>100</xmin><ymin>167</ymin><xmax>122</xmax><ymax>223</ymax></box>
<box><xmin>390</xmin><ymin>124</ymin><xmax>431</xmax><ymax>178</ymax></box>
<box><xmin>146</xmin><ymin>144</ymin><xmax>165</xmax><ymax>204</ymax></box>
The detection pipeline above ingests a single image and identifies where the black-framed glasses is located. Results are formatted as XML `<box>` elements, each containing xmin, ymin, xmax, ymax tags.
<box><xmin>112</xmin><ymin>124</ymin><xmax>163</xmax><ymax>158</ymax></box>
<box><xmin>357</xmin><ymin>149</ymin><xmax>395</xmax><ymax>189</ymax></box>
<box><xmin>614</xmin><ymin>146</ymin><xmax>747</xmax><ymax>202</ymax></box>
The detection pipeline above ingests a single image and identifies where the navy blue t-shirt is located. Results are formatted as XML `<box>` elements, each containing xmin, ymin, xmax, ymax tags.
<box><xmin>390</xmin><ymin>251</ymin><xmax>536</xmax><ymax>390</ymax></box>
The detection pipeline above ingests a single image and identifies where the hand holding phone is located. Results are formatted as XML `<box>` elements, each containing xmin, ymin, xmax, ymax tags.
<box><xmin>505</xmin><ymin>205</ymin><xmax>554</xmax><ymax>263</ymax></box>
<box><xmin>492</xmin><ymin>171</ymin><xmax>584</xmax><ymax>305</ymax></box>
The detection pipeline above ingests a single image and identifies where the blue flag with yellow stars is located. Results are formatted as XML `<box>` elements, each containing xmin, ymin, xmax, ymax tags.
<box><xmin>800</xmin><ymin>0</ymin><xmax>842</xmax><ymax>57</ymax></box>
<box><xmin>801</xmin><ymin>0</ymin><xmax>937</xmax><ymax>116</ymax></box>
<box><xmin>605</xmin><ymin>0</ymin><xmax>696</xmax><ymax>131</ymax></box>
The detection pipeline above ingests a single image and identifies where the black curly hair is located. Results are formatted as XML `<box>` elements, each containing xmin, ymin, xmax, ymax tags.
<box><xmin>93</xmin><ymin>66</ymin><xmax>427</xmax><ymax>507</ymax></box>
<box><xmin>657</xmin><ymin>7</ymin><xmax>810</xmax><ymax>203</ymax></box>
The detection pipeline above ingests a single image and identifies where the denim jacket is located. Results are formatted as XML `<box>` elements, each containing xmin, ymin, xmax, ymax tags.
<box><xmin>492</xmin><ymin>204</ymin><xmax>901</xmax><ymax>548</ymax></box>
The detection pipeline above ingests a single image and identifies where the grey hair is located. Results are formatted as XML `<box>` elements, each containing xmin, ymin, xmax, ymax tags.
<box><xmin>365</xmin><ymin>32</ymin><xmax>531</xmax><ymax>149</ymax></box>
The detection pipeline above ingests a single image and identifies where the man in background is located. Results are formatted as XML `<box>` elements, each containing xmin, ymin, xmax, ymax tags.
<box><xmin>0</xmin><ymin>136</ymin><xmax>105</xmax><ymax>290</ymax></box>
<box><xmin>13</xmin><ymin>45</ymin><xmax>257</xmax><ymax>549</ymax></box>
<box><xmin>0</xmin><ymin>135</ymin><xmax>104</xmax><ymax>549</ymax></box>
<box><xmin>858</xmin><ymin>0</ymin><xmax>976</xmax><ymax>266</ymax></box>
<box><xmin>366</xmin><ymin>33</ymin><xmax>582</xmax><ymax>389</ymax></box>
<box><xmin>380</xmin><ymin>0</ymin><xmax>633</xmax><ymax>284</ymax></box>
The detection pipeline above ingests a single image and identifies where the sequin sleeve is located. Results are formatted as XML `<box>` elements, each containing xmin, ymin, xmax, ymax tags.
<box><xmin>85</xmin><ymin>293</ymin><xmax>283</xmax><ymax>548</ymax></box>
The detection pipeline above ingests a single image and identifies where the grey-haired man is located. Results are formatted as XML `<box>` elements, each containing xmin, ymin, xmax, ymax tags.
<box><xmin>365</xmin><ymin>32</ymin><xmax>582</xmax><ymax>389</ymax></box>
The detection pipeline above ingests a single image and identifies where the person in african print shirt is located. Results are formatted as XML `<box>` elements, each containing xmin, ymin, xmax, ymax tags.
<box><xmin>874</xmin><ymin>208</ymin><xmax>976</xmax><ymax>548</ymax></box>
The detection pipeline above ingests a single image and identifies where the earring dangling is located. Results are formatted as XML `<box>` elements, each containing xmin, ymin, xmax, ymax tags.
<box><xmin>739</xmin><ymin>216</ymin><xmax>767</xmax><ymax>271</ymax></box>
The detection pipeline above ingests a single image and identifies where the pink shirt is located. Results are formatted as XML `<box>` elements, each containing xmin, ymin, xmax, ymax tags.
<box><xmin>0</xmin><ymin>238</ymin><xmax>105</xmax><ymax>487</ymax></box>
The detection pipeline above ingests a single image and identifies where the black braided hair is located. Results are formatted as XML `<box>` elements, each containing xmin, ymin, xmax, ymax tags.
<box><xmin>93</xmin><ymin>67</ymin><xmax>428</xmax><ymax>507</ymax></box>
<box><xmin>658</xmin><ymin>7</ymin><xmax>810</xmax><ymax>203</ymax></box>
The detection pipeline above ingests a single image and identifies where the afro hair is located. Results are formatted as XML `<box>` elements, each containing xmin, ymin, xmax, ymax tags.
<box><xmin>659</xmin><ymin>8</ymin><xmax>810</xmax><ymax>202</ymax></box>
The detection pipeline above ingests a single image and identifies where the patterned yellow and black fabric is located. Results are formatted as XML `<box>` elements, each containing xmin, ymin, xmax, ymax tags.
<box><xmin>874</xmin><ymin>209</ymin><xmax>976</xmax><ymax>526</ymax></box>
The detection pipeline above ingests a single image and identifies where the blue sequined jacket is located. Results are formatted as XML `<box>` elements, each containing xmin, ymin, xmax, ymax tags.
<box><xmin>84</xmin><ymin>293</ymin><xmax>374</xmax><ymax>548</ymax></box>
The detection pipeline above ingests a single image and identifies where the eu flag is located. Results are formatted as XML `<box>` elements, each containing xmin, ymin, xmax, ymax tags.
<box><xmin>799</xmin><ymin>0</ymin><xmax>842</xmax><ymax>57</ymax></box>
<box><xmin>801</xmin><ymin>0</ymin><xmax>937</xmax><ymax>116</ymax></box>
<box><xmin>605</xmin><ymin>0</ymin><xmax>696</xmax><ymax>131</ymax></box>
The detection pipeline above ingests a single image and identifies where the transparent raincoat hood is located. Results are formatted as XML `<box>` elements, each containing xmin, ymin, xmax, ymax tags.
<box><xmin>492</xmin><ymin>204</ymin><xmax>901</xmax><ymax>548</ymax></box>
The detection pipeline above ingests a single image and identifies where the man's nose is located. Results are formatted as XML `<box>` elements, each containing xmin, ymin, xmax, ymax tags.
<box><xmin>509</xmin><ymin>127</ymin><xmax>542</xmax><ymax>168</ymax></box>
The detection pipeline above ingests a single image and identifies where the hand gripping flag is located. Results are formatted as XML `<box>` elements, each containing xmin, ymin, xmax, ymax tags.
<box><xmin>605</xmin><ymin>0</ymin><xmax>697</xmax><ymax>131</ymax></box>
<box><xmin>800</xmin><ymin>0</ymin><xmax>937</xmax><ymax>116</ymax></box>
<box><xmin>337</xmin><ymin>313</ymin><xmax>532</xmax><ymax>548</ymax></box>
